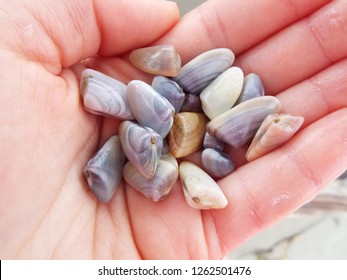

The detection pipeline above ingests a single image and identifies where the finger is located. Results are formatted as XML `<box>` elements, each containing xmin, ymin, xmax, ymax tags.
<box><xmin>278</xmin><ymin>58</ymin><xmax>347</xmax><ymax>127</ymax></box>
<box><xmin>85</xmin><ymin>0</ymin><xmax>332</xmax><ymax>90</ymax></box>
<box><xmin>213</xmin><ymin>108</ymin><xmax>347</xmax><ymax>255</ymax></box>
<box><xmin>225</xmin><ymin>58</ymin><xmax>347</xmax><ymax>167</ymax></box>
<box><xmin>1</xmin><ymin>0</ymin><xmax>179</xmax><ymax>72</ymax></box>
<box><xmin>157</xmin><ymin>0</ymin><xmax>331</xmax><ymax>62</ymax></box>
<box><xmin>235</xmin><ymin>0</ymin><xmax>347</xmax><ymax>94</ymax></box>
<box><xmin>126</xmin><ymin>109</ymin><xmax>347</xmax><ymax>259</ymax></box>
<box><xmin>126</xmin><ymin>182</ymin><xmax>211</xmax><ymax>259</ymax></box>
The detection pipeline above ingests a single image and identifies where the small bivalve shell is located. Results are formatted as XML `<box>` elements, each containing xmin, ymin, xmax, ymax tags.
<box><xmin>129</xmin><ymin>45</ymin><xmax>181</xmax><ymax>77</ymax></box>
<box><xmin>83</xmin><ymin>135</ymin><xmax>125</xmax><ymax>203</ymax></box>
<box><xmin>123</xmin><ymin>154</ymin><xmax>178</xmax><ymax>202</ymax></box>
<box><xmin>207</xmin><ymin>96</ymin><xmax>281</xmax><ymax>148</ymax></box>
<box><xmin>173</xmin><ymin>48</ymin><xmax>235</xmax><ymax>95</ymax></box>
<box><xmin>200</xmin><ymin>67</ymin><xmax>244</xmax><ymax>119</ymax></box>
<box><xmin>235</xmin><ymin>73</ymin><xmax>265</xmax><ymax>105</ymax></box>
<box><xmin>179</xmin><ymin>94</ymin><xmax>203</xmax><ymax>112</ymax></box>
<box><xmin>119</xmin><ymin>121</ymin><xmax>163</xmax><ymax>179</ymax></box>
<box><xmin>152</xmin><ymin>76</ymin><xmax>185</xmax><ymax>113</ymax></box>
<box><xmin>246</xmin><ymin>114</ymin><xmax>304</xmax><ymax>161</ymax></box>
<box><xmin>179</xmin><ymin>161</ymin><xmax>228</xmax><ymax>209</ymax></box>
<box><xmin>80</xmin><ymin>69</ymin><xmax>134</xmax><ymax>120</ymax></box>
<box><xmin>201</xmin><ymin>148</ymin><xmax>234</xmax><ymax>178</ymax></box>
<box><xmin>127</xmin><ymin>80</ymin><xmax>175</xmax><ymax>138</ymax></box>
<box><xmin>203</xmin><ymin>132</ymin><xmax>224</xmax><ymax>151</ymax></box>
<box><xmin>169</xmin><ymin>112</ymin><xmax>208</xmax><ymax>158</ymax></box>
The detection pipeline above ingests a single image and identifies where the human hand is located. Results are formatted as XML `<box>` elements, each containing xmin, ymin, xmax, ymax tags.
<box><xmin>1</xmin><ymin>0</ymin><xmax>346</xmax><ymax>259</ymax></box>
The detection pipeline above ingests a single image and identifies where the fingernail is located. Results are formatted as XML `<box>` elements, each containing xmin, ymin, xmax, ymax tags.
<box><xmin>155</xmin><ymin>0</ymin><xmax>180</xmax><ymax>13</ymax></box>
<box><xmin>158</xmin><ymin>0</ymin><xmax>181</xmax><ymax>18</ymax></box>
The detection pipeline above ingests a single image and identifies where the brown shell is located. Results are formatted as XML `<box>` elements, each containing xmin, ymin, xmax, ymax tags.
<box><xmin>169</xmin><ymin>112</ymin><xmax>208</xmax><ymax>158</ymax></box>
<box><xmin>129</xmin><ymin>45</ymin><xmax>181</xmax><ymax>77</ymax></box>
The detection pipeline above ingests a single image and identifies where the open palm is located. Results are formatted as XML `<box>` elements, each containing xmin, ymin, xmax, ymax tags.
<box><xmin>1</xmin><ymin>0</ymin><xmax>346</xmax><ymax>259</ymax></box>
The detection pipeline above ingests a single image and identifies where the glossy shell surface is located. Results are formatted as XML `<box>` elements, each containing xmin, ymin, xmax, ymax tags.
<box><xmin>246</xmin><ymin>114</ymin><xmax>304</xmax><ymax>161</ymax></box>
<box><xmin>207</xmin><ymin>96</ymin><xmax>281</xmax><ymax>148</ymax></box>
<box><xmin>80</xmin><ymin>69</ymin><xmax>134</xmax><ymax>120</ymax></box>
<box><xmin>174</xmin><ymin>48</ymin><xmax>235</xmax><ymax>95</ymax></box>
<box><xmin>201</xmin><ymin>148</ymin><xmax>234</xmax><ymax>178</ymax></box>
<box><xmin>169</xmin><ymin>112</ymin><xmax>208</xmax><ymax>158</ymax></box>
<box><xmin>129</xmin><ymin>45</ymin><xmax>181</xmax><ymax>77</ymax></box>
<box><xmin>203</xmin><ymin>132</ymin><xmax>224</xmax><ymax>151</ymax></box>
<box><xmin>200</xmin><ymin>67</ymin><xmax>244</xmax><ymax>119</ymax></box>
<box><xmin>152</xmin><ymin>76</ymin><xmax>185</xmax><ymax>113</ymax></box>
<box><xmin>119</xmin><ymin>121</ymin><xmax>163</xmax><ymax>179</ymax></box>
<box><xmin>83</xmin><ymin>135</ymin><xmax>125</xmax><ymax>202</ymax></box>
<box><xmin>235</xmin><ymin>73</ymin><xmax>265</xmax><ymax>105</ymax></box>
<box><xmin>127</xmin><ymin>80</ymin><xmax>175</xmax><ymax>138</ymax></box>
<box><xmin>123</xmin><ymin>154</ymin><xmax>178</xmax><ymax>202</ymax></box>
<box><xmin>179</xmin><ymin>161</ymin><xmax>228</xmax><ymax>209</ymax></box>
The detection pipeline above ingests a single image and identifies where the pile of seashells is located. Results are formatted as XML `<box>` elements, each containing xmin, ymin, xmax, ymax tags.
<box><xmin>81</xmin><ymin>46</ymin><xmax>304</xmax><ymax>210</ymax></box>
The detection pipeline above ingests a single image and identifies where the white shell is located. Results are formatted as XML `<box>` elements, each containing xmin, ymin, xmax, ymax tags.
<box><xmin>200</xmin><ymin>67</ymin><xmax>244</xmax><ymax>119</ymax></box>
<box><xmin>179</xmin><ymin>161</ymin><xmax>228</xmax><ymax>209</ymax></box>
<box><xmin>246</xmin><ymin>114</ymin><xmax>304</xmax><ymax>161</ymax></box>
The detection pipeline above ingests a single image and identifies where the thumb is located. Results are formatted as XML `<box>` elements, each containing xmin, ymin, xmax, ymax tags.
<box><xmin>1</xmin><ymin>0</ymin><xmax>179</xmax><ymax>73</ymax></box>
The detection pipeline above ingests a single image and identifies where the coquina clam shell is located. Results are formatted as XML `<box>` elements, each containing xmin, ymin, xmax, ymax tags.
<box><xmin>127</xmin><ymin>80</ymin><xmax>175</xmax><ymax>138</ymax></box>
<box><xmin>83</xmin><ymin>135</ymin><xmax>125</xmax><ymax>203</ymax></box>
<box><xmin>123</xmin><ymin>153</ymin><xmax>178</xmax><ymax>202</ymax></box>
<box><xmin>169</xmin><ymin>112</ymin><xmax>208</xmax><ymax>158</ymax></box>
<box><xmin>246</xmin><ymin>114</ymin><xmax>304</xmax><ymax>161</ymax></box>
<box><xmin>179</xmin><ymin>94</ymin><xmax>203</xmax><ymax>112</ymax></box>
<box><xmin>201</xmin><ymin>148</ymin><xmax>234</xmax><ymax>178</ymax></box>
<box><xmin>80</xmin><ymin>69</ymin><xmax>134</xmax><ymax>120</ymax></box>
<box><xmin>174</xmin><ymin>48</ymin><xmax>235</xmax><ymax>95</ymax></box>
<box><xmin>152</xmin><ymin>76</ymin><xmax>185</xmax><ymax>113</ymax></box>
<box><xmin>179</xmin><ymin>161</ymin><xmax>228</xmax><ymax>209</ymax></box>
<box><xmin>235</xmin><ymin>73</ymin><xmax>265</xmax><ymax>105</ymax></box>
<box><xmin>200</xmin><ymin>67</ymin><xmax>244</xmax><ymax>119</ymax></box>
<box><xmin>207</xmin><ymin>96</ymin><xmax>281</xmax><ymax>148</ymax></box>
<box><xmin>119</xmin><ymin>121</ymin><xmax>163</xmax><ymax>179</ymax></box>
<box><xmin>129</xmin><ymin>45</ymin><xmax>181</xmax><ymax>77</ymax></box>
<box><xmin>203</xmin><ymin>132</ymin><xmax>224</xmax><ymax>151</ymax></box>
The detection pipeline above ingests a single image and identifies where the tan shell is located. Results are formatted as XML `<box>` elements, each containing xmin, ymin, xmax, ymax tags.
<box><xmin>129</xmin><ymin>45</ymin><xmax>181</xmax><ymax>77</ymax></box>
<box><xmin>246</xmin><ymin>114</ymin><xmax>304</xmax><ymax>161</ymax></box>
<box><xmin>169</xmin><ymin>112</ymin><xmax>208</xmax><ymax>158</ymax></box>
